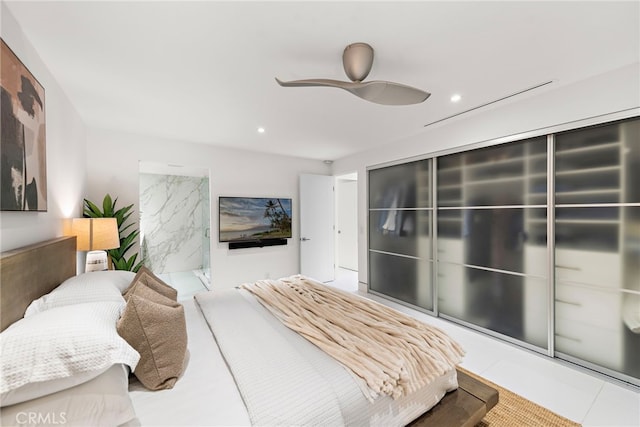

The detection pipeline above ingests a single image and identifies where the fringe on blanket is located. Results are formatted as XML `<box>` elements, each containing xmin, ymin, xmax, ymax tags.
<box><xmin>240</xmin><ymin>275</ymin><xmax>465</xmax><ymax>400</ymax></box>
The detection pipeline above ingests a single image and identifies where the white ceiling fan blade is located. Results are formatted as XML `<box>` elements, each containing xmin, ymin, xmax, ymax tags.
<box><xmin>350</xmin><ymin>81</ymin><xmax>430</xmax><ymax>105</ymax></box>
<box><xmin>275</xmin><ymin>78</ymin><xmax>355</xmax><ymax>88</ymax></box>
<box><xmin>275</xmin><ymin>78</ymin><xmax>430</xmax><ymax>106</ymax></box>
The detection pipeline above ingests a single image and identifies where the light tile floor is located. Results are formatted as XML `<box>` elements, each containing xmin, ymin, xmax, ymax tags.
<box><xmin>327</xmin><ymin>268</ymin><xmax>639</xmax><ymax>427</ymax></box>
<box><xmin>164</xmin><ymin>268</ymin><xmax>640</xmax><ymax>427</ymax></box>
<box><xmin>158</xmin><ymin>271</ymin><xmax>209</xmax><ymax>301</ymax></box>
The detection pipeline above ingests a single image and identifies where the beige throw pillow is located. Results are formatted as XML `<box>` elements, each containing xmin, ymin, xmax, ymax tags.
<box><xmin>123</xmin><ymin>266</ymin><xmax>178</xmax><ymax>301</ymax></box>
<box><xmin>117</xmin><ymin>283</ymin><xmax>187</xmax><ymax>390</ymax></box>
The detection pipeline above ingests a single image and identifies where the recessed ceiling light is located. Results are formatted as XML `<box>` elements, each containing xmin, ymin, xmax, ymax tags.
<box><xmin>257</xmin><ymin>127</ymin><xmax>265</xmax><ymax>133</ymax></box>
<box><xmin>450</xmin><ymin>94</ymin><xmax>462</xmax><ymax>103</ymax></box>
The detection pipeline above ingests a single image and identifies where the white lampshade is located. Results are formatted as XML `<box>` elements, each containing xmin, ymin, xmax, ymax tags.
<box><xmin>71</xmin><ymin>218</ymin><xmax>120</xmax><ymax>251</ymax></box>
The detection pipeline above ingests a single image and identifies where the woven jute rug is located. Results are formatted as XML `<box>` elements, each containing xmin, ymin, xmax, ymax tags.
<box><xmin>457</xmin><ymin>367</ymin><xmax>582</xmax><ymax>427</ymax></box>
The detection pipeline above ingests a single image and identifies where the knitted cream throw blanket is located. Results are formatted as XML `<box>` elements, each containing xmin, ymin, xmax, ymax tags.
<box><xmin>240</xmin><ymin>275</ymin><xmax>465</xmax><ymax>400</ymax></box>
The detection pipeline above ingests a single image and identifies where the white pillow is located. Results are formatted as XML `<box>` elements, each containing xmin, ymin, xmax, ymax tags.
<box><xmin>59</xmin><ymin>270</ymin><xmax>136</xmax><ymax>293</ymax></box>
<box><xmin>1</xmin><ymin>302</ymin><xmax>140</xmax><ymax>407</ymax></box>
<box><xmin>24</xmin><ymin>271</ymin><xmax>135</xmax><ymax>317</ymax></box>
<box><xmin>0</xmin><ymin>364</ymin><xmax>138</xmax><ymax>427</ymax></box>
<box><xmin>1</xmin><ymin>367</ymin><xmax>109</xmax><ymax>408</ymax></box>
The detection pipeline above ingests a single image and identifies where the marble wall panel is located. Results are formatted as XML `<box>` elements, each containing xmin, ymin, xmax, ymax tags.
<box><xmin>140</xmin><ymin>173</ymin><xmax>207</xmax><ymax>274</ymax></box>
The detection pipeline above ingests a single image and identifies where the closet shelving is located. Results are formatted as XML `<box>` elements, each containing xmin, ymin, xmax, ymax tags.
<box><xmin>436</xmin><ymin>156</ymin><xmax>463</xmax><ymax>239</ymax></box>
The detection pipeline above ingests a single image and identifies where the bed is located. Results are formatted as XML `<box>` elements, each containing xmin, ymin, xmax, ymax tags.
<box><xmin>0</xmin><ymin>237</ymin><xmax>497</xmax><ymax>426</ymax></box>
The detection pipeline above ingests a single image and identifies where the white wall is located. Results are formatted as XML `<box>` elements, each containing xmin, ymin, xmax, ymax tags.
<box><xmin>332</xmin><ymin>63</ymin><xmax>640</xmax><ymax>286</ymax></box>
<box><xmin>0</xmin><ymin>3</ymin><xmax>87</xmax><ymax>252</ymax></box>
<box><xmin>85</xmin><ymin>128</ymin><xmax>330</xmax><ymax>288</ymax></box>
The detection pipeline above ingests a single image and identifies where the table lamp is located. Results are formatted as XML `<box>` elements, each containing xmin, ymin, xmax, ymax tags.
<box><xmin>71</xmin><ymin>218</ymin><xmax>120</xmax><ymax>272</ymax></box>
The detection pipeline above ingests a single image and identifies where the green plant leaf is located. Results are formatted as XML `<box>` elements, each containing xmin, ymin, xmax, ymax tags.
<box><xmin>119</xmin><ymin>222</ymin><xmax>134</xmax><ymax>235</ymax></box>
<box><xmin>126</xmin><ymin>253</ymin><xmax>138</xmax><ymax>269</ymax></box>
<box><xmin>83</xmin><ymin>199</ymin><xmax>103</xmax><ymax>218</ymax></box>
<box><xmin>112</xmin><ymin>257</ymin><xmax>127</xmax><ymax>270</ymax></box>
<box><xmin>119</xmin><ymin>211</ymin><xmax>133</xmax><ymax>227</ymax></box>
<box><xmin>103</xmin><ymin>194</ymin><xmax>114</xmax><ymax>217</ymax></box>
<box><xmin>115</xmin><ymin>206</ymin><xmax>133</xmax><ymax>229</ymax></box>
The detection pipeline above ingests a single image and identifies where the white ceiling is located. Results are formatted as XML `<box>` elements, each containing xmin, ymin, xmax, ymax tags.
<box><xmin>5</xmin><ymin>1</ymin><xmax>639</xmax><ymax>161</ymax></box>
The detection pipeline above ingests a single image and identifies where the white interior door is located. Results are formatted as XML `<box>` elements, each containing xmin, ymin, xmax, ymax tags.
<box><xmin>299</xmin><ymin>174</ymin><xmax>334</xmax><ymax>282</ymax></box>
<box><xmin>337</xmin><ymin>177</ymin><xmax>358</xmax><ymax>271</ymax></box>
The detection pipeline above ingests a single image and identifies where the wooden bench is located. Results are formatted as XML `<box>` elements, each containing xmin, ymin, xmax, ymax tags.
<box><xmin>408</xmin><ymin>368</ymin><xmax>499</xmax><ymax>427</ymax></box>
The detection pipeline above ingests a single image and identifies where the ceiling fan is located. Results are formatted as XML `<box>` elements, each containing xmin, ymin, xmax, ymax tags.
<box><xmin>276</xmin><ymin>42</ymin><xmax>430</xmax><ymax>106</ymax></box>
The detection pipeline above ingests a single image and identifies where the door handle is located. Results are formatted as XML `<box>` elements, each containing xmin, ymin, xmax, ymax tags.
<box><xmin>301</xmin><ymin>237</ymin><xmax>311</xmax><ymax>241</ymax></box>
<box><xmin>555</xmin><ymin>265</ymin><xmax>581</xmax><ymax>271</ymax></box>
<box><xmin>555</xmin><ymin>333</ymin><xmax>581</xmax><ymax>343</ymax></box>
<box><xmin>556</xmin><ymin>298</ymin><xmax>582</xmax><ymax>307</ymax></box>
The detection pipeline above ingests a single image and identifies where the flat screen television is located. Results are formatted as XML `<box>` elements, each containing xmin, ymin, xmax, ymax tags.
<box><xmin>219</xmin><ymin>197</ymin><xmax>292</xmax><ymax>242</ymax></box>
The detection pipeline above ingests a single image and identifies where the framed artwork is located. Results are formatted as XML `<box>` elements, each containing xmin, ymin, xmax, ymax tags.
<box><xmin>1</xmin><ymin>38</ymin><xmax>47</xmax><ymax>211</ymax></box>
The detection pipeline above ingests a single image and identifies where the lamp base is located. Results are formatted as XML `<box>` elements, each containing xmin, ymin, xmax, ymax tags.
<box><xmin>86</xmin><ymin>250</ymin><xmax>108</xmax><ymax>272</ymax></box>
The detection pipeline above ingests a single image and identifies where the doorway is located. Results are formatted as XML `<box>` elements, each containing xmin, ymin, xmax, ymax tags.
<box><xmin>139</xmin><ymin>161</ymin><xmax>211</xmax><ymax>299</ymax></box>
<box><xmin>334</xmin><ymin>172</ymin><xmax>358</xmax><ymax>291</ymax></box>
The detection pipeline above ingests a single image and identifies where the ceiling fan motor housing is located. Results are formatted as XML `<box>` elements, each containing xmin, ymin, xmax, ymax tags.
<box><xmin>343</xmin><ymin>42</ymin><xmax>374</xmax><ymax>82</ymax></box>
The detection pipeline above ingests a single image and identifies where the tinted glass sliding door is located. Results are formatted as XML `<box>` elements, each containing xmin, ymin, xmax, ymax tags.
<box><xmin>366</xmin><ymin>115</ymin><xmax>639</xmax><ymax>385</ymax></box>
<box><xmin>436</xmin><ymin>137</ymin><xmax>549</xmax><ymax>348</ymax></box>
<box><xmin>554</xmin><ymin>117</ymin><xmax>640</xmax><ymax>381</ymax></box>
<box><xmin>368</xmin><ymin>159</ymin><xmax>433</xmax><ymax>310</ymax></box>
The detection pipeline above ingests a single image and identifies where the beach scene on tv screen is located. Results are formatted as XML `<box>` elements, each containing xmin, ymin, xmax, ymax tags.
<box><xmin>219</xmin><ymin>197</ymin><xmax>292</xmax><ymax>242</ymax></box>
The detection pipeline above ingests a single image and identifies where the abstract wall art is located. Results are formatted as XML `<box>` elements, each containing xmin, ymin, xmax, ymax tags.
<box><xmin>1</xmin><ymin>38</ymin><xmax>47</xmax><ymax>211</ymax></box>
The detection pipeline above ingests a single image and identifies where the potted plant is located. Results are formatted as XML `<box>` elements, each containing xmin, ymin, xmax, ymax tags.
<box><xmin>83</xmin><ymin>194</ymin><xmax>143</xmax><ymax>272</ymax></box>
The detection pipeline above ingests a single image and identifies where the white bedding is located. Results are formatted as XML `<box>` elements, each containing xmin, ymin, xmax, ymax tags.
<box><xmin>0</xmin><ymin>364</ymin><xmax>138</xmax><ymax>427</ymax></box>
<box><xmin>195</xmin><ymin>288</ymin><xmax>458</xmax><ymax>426</ymax></box>
<box><xmin>131</xmin><ymin>285</ymin><xmax>459</xmax><ymax>426</ymax></box>
<box><xmin>128</xmin><ymin>297</ymin><xmax>250</xmax><ymax>426</ymax></box>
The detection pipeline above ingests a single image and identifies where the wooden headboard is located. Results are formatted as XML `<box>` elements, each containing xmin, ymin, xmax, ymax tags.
<box><xmin>0</xmin><ymin>236</ymin><xmax>76</xmax><ymax>331</ymax></box>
